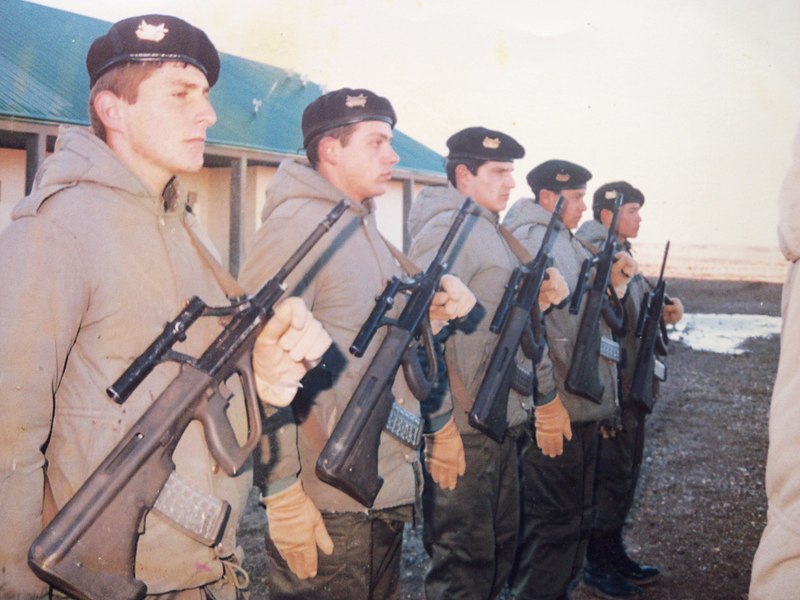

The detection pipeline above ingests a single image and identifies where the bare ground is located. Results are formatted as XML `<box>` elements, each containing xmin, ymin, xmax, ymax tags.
<box><xmin>238</xmin><ymin>277</ymin><xmax>783</xmax><ymax>600</ymax></box>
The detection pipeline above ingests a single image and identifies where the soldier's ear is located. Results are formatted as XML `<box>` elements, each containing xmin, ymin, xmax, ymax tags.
<box><xmin>318</xmin><ymin>135</ymin><xmax>340</xmax><ymax>166</ymax></box>
<box><xmin>93</xmin><ymin>91</ymin><xmax>123</xmax><ymax>131</ymax></box>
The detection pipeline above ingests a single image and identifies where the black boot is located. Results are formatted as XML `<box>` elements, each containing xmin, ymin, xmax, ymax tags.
<box><xmin>583</xmin><ymin>531</ymin><xmax>642</xmax><ymax>599</ymax></box>
<box><xmin>607</xmin><ymin>529</ymin><xmax>660</xmax><ymax>586</ymax></box>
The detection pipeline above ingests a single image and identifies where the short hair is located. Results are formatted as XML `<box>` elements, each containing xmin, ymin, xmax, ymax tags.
<box><xmin>305</xmin><ymin>123</ymin><xmax>358</xmax><ymax>168</ymax></box>
<box><xmin>445</xmin><ymin>157</ymin><xmax>485</xmax><ymax>187</ymax></box>
<box><xmin>88</xmin><ymin>62</ymin><xmax>194</xmax><ymax>142</ymax></box>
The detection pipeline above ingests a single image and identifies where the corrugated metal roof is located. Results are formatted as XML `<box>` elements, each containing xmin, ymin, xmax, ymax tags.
<box><xmin>0</xmin><ymin>0</ymin><xmax>445</xmax><ymax>176</ymax></box>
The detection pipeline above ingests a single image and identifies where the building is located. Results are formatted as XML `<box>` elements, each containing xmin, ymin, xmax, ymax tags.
<box><xmin>0</xmin><ymin>0</ymin><xmax>446</xmax><ymax>273</ymax></box>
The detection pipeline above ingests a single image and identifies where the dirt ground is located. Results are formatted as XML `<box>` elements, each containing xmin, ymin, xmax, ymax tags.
<box><xmin>237</xmin><ymin>277</ymin><xmax>783</xmax><ymax>600</ymax></box>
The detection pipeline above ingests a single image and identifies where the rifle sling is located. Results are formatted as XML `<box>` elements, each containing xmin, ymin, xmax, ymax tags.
<box><xmin>182</xmin><ymin>218</ymin><xmax>246</xmax><ymax>299</ymax></box>
<box><xmin>498</xmin><ymin>224</ymin><xmax>534</xmax><ymax>264</ymax></box>
<box><xmin>443</xmin><ymin>226</ymin><xmax>535</xmax><ymax>416</ymax></box>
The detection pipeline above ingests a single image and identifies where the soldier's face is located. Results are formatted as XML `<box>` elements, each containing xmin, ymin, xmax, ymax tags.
<box><xmin>461</xmin><ymin>161</ymin><xmax>516</xmax><ymax>213</ymax></box>
<box><xmin>609</xmin><ymin>202</ymin><xmax>642</xmax><ymax>241</ymax></box>
<box><xmin>555</xmin><ymin>188</ymin><xmax>587</xmax><ymax>229</ymax></box>
<box><xmin>330</xmin><ymin>121</ymin><xmax>399</xmax><ymax>202</ymax></box>
<box><xmin>114</xmin><ymin>63</ymin><xmax>216</xmax><ymax>191</ymax></box>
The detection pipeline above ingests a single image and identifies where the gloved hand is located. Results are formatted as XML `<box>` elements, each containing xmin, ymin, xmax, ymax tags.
<box><xmin>663</xmin><ymin>296</ymin><xmax>684</xmax><ymax>324</ymax></box>
<box><xmin>253</xmin><ymin>297</ymin><xmax>331</xmax><ymax>406</ymax></box>
<box><xmin>599</xmin><ymin>412</ymin><xmax>622</xmax><ymax>439</ymax></box>
<box><xmin>534</xmin><ymin>395</ymin><xmax>572</xmax><ymax>458</ymax></box>
<box><xmin>429</xmin><ymin>274</ymin><xmax>477</xmax><ymax>334</ymax></box>
<box><xmin>265</xmin><ymin>480</ymin><xmax>334</xmax><ymax>579</ymax></box>
<box><xmin>424</xmin><ymin>416</ymin><xmax>466</xmax><ymax>490</ymax></box>
<box><xmin>538</xmin><ymin>267</ymin><xmax>569</xmax><ymax>311</ymax></box>
<box><xmin>610</xmin><ymin>251</ymin><xmax>639</xmax><ymax>298</ymax></box>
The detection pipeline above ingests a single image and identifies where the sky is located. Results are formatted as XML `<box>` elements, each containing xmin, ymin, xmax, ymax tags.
<box><xmin>28</xmin><ymin>0</ymin><xmax>800</xmax><ymax>249</ymax></box>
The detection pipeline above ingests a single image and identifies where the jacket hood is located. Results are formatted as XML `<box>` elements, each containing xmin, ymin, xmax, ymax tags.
<box><xmin>13</xmin><ymin>126</ymin><xmax>157</xmax><ymax>218</ymax></box>
<box><xmin>503</xmin><ymin>196</ymin><xmax>551</xmax><ymax>233</ymax></box>
<box><xmin>408</xmin><ymin>184</ymin><xmax>497</xmax><ymax>239</ymax></box>
<box><xmin>42</xmin><ymin>127</ymin><xmax>150</xmax><ymax>193</ymax></box>
<box><xmin>575</xmin><ymin>219</ymin><xmax>608</xmax><ymax>250</ymax></box>
<box><xmin>260</xmin><ymin>159</ymin><xmax>374</xmax><ymax>223</ymax></box>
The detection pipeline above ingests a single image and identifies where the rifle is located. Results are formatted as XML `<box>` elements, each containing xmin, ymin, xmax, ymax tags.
<box><xmin>565</xmin><ymin>193</ymin><xmax>626</xmax><ymax>403</ymax></box>
<box><xmin>468</xmin><ymin>196</ymin><xmax>565</xmax><ymax>442</ymax></box>
<box><xmin>316</xmin><ymin>198</ymin><xmax>473</xmax><ymax>507</ymax></box>
<box><xmin>28</xmin><ymin>200</ymin><xmax>349</xmax><ymax>600</ymax></box>
<box><xmin>628</xmin><ymin>241</ymin><xmax>671</xmax><ymax>413</ymax></box>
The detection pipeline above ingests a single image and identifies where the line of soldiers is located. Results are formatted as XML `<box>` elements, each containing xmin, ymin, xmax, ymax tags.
<box><xmin>0</xmin><ymin>14</ymin><xmax>683</xmax><ymax>600</ymax></box>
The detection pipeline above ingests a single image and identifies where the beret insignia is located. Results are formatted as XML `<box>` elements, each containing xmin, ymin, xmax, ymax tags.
<box><xmin>345</xmin><ymin>94</ymin><xmax>368</xmax><ymax>108</ymax></box>
<box><xmin>605</xmin><ymin>190</ymin><xmax>618</xmax><ymax>200</ymax></box>
<box><xmin>556</xmin><ymin>173</ymin><xmax>571</xmax><ymax>182</ymax></box>
<box><xmin>482</xmin><ymin>136</ymin><xmax>501</xmax><ymax>150</ymax></box>
<box><xmin>135</xmin><ymin>20</ymin><xmax>169</xmax><ymax>42</ymax></box>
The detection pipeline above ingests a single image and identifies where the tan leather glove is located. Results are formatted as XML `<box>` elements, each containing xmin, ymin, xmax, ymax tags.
<box><xmin>663</xmin><ymin>296</ymin><xmax>684</xmax><ymax>325</ymax></box>
<box><xmin>538</xmin><ymin>267</ymin><xmax>569</xmax><ymax>311</ymax></box>
<box><xmin>429</xmin><ymin>274</ymin><xmax>477</xmax><ymax>334</ymax></box>
<box><xmin>265</xmin><ymin>480</ymin><xmax>334</xmax><ymax>579</ymax></box>
<box><xmin>534</xmin><ymin>395</ymin><xmax>573</xmax><ymax>458</ymax></box>
<box><xmin>610</xmin><ymin>251</ymin><xmax>639</xmax><ymax>298</ymax></box>
<box><xmin>424</xmin><ymin>416</ymin><xmax>466</xmax><ymax>490</ymax></box>
<box><xmin>253</xmin><ymin>297</ymin><xmax>331</xmax><ymax>406</ymax></box>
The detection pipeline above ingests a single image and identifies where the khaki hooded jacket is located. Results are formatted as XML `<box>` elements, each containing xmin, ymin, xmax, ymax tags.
<box><xmin>0</xmin><ymin>127</ymin><xmax>252</xmax><ymax>597</ymax></box>
<box><xmin>239</xmin><ymin>159</ymin><xmax>419</xmax><ymax>513</ymax></box>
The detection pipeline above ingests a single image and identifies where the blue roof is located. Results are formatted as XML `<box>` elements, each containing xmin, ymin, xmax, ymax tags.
<box><xmin>0</xmin><ymin>0</ymin><xmax>445</xmax><ymax>176</ymax></box>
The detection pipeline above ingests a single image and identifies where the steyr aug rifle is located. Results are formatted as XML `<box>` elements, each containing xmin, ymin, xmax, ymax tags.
<box><xmin>28</xmin><ymin>200</ymin><xmax>349</xmax><ymax>600</ymax></box>
<box><xmin>565</xmin><ymin>193</ymin><xmax>626</xmax><ymax>403</ymax></box>
<box><xmin>469</xmin><ymin>196</ymin><xmax>565</xmax><ymax>442</ymax></box>
<box><xmin>628</xmin><ymin>241</ymin><xmax>671</xmax><ymax>412</ymax></box>
<box><xmin>316</xmin><ymin>198</ymin><xmax>473</xmax><ymax>507</ymax></box>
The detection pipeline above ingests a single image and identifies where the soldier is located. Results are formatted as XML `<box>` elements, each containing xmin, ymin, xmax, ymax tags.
<box><xmin>0</xmin><ymin>15</ymin><xmax>329</xmax><ymax>599</ymax></box>
<box><xmin>407</xmin><ymin>127</ymin><xmax>569</xmax><ymax>599</ymax></box>
<box><xmin>238</xmin><ymin>89</ymin><xmax>475</xmax><ymax>600</ymax></box>
<box><xmin>575</xmin><ymin>181</ymin><xmax>684</xmax><ymax>598</ymax></box>
<box><xmin>504</xmin><ymin>160</ymin><xmax>637</xmax><ymax>600</ymax></box>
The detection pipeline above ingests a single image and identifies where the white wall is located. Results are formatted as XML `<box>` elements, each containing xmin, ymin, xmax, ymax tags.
<box><xmin>0</xmin><ymin>149</ymin><xmax>27</xmax><ymax>233</ymax></box>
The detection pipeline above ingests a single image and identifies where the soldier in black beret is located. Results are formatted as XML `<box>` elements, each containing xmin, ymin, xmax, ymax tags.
<box><xmin>406</xmin><ymin>127</ymin><xmax>569</xmax><ymax>598</ymax></box>
<box><xmin>577</xmin><ymin>182</ymin><xmax>683</xmax><ymax>598</ymax></box>
<box><xmin>591</xmin><ymin>181</ymin><xmax>645</xmax><ymax>219</ymax></box>
<box><xmin>239</xmin><ymin>92</ymin><xmax>475</xmax><ymax>599</ymax></box>
<box><xmin>504</xmin><ymin>161</ymin><xmax>641</xmax><ymax>599</ymax></box>
<box><xmin>0</xmin><ymin>13</ymin><xmax>333</xmax><ymax>599</ymax></box>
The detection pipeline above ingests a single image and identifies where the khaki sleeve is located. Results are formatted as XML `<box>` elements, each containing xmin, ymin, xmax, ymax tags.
<box><xmin>0</xmin><ymin>218</ymin><xmax>87</xmax><ymax>598</ymax></box>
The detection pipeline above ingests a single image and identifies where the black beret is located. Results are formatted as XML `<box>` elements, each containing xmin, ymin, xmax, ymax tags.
<box><xmin>302</xmin><ymin>88</ymin><xmax>397</xmax><ymax>148</ymax></box>
<box><xmin>526</xmin><ymin>159</ymin><xmax>592</xmax><ymax>193</ymax></box>
<box><xmin>593</xmin><ymin>181</ymin><xmax>645</xmax><ymax>212</ymax></box>
<box><xmin>86</xmin><ymin>15</ymin><xmax>220</xmax><ymax>88</ymax></box>
<box><xmin>446</xmin><ymin>127</ymin><xmax>525</xmax><ymax>162</ymax></box>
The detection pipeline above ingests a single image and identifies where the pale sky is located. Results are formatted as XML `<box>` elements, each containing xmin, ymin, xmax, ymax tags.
<box><xmin>29</xmin><ymin>0</ymin><xmax>800</xmax><ymax>248</ymax></box>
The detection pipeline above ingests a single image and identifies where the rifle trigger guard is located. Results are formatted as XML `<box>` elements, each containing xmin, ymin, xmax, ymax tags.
<box><xmin>602</xmin><ymin>288</ymin><xmax>627</xmax><ymax>335</ymax></box>
<box><xmin>401</xmin><ymin>319</ymin><xmax>437</xmax><ymax>401</ymax></box>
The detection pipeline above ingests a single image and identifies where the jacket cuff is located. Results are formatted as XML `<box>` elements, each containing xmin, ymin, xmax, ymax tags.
<box><xmin>424</xmin><ymin>410</ymin><xmax>453</xmax><ymax>434</ymax></box>
<box><xmin>534</xmin><ymin>388</ymin><xmax>557</xmax><ymax>407</ymax></box>
<box><xmin>261</xmin><ymin>475</ymin><xmax>300</xmax><ymax>500</ymax></box>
